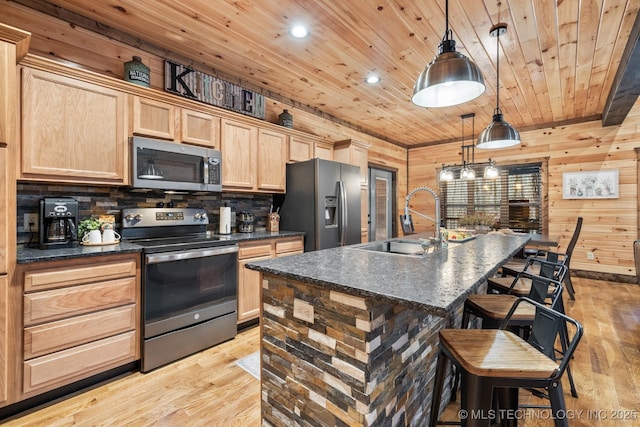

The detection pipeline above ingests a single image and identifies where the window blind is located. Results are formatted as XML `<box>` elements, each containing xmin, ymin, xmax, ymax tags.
<box><xmin>439</xmin><ymin>162</ymin><xmax>542</xmax><ymax>233</ymax></box>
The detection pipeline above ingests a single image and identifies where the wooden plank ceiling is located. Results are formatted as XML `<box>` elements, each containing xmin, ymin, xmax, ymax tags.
<box><xmin>14</xmin><ymin>0</ymin><xmax>640</xmax><ymax>148</ymax></box>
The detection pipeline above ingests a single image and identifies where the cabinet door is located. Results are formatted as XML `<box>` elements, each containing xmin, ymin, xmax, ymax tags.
<box><xmin>314</xmin><ymin>141</ymin><xmax>333</xmax><ymax>160</ymax></box>
<box><xmin>131</xmin><ymin>96</ymin><xmax>176</xmax><ymax>140</ymax></box>
<box><xmin>0</xmin><ymin>275</ymin><xmax>7</xmax><ymax>404</ymax></box>
<box><xmin>221</xmin><ymin>118</ymin><xmax>257</xmax><ymax>189</ymax></box>
<box><xmin>257</xmin><ymin>128</ymin><xmax>286</xmax><ymax>192</ymax></box>
<box><xmin>0</xmin><ymin>148</ymin><xmax>7</xmax><ymax>274</ymax></box>
<box><xmin>289</xmin><ymin>135</ymin><xmax>313</xmax><ymax>162</ymax></box>
<box><xmin>352</xmin><ymin>145</ymin><xmax>369</xmax><ymax>186</ymax></box>
<box><xmin>21</xmin><ymin>68</ymin><xmax>126</xmax><ymax>183</ymax></box>
<box><xmin>180</xmin><ymin>109</ymin><xmax>220</xmax><ymax>148</ymax></box>
<box><xmin>237</xmin><ymin>256</ymin><xmax>271</xmax><ymax>323</ymax></box>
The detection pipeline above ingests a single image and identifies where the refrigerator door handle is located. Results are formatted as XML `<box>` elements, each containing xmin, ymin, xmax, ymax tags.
<box><xmin>338</xmin><ymin>180</ymin><xmax>348</xmax><ymax>246</ymax></box>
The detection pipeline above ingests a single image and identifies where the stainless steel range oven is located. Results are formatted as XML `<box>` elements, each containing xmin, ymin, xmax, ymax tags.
<box><xmin>121</xmin><ymin>207</ymin><xmax>238</xmax><ymax>372</ymax></box>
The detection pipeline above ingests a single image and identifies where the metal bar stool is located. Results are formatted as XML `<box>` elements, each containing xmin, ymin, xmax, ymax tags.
<box><xmin>500</xmin><ymin>217</ymin><xmax>582</xmax><ymax>300</ymax></box>
<box><xmin>454</xmin><ymin>270</ymin><xmax>579</xmax><ymax>401</ymax></box>
<box><xmin>429</xmin><ymin>298</ymin><xmax>583</xmax><ymax>427</ymax></box>
<box><xmin>482</xmin><ymin>260</ymin><xmax>578</xmax><ymax>398</ymax></box>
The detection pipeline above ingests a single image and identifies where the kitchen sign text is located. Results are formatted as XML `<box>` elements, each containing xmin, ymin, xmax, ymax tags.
<box><xmin>164</xmin><ymin>60</ymin><xmax>265</xmax><ymax>119</ymax></box>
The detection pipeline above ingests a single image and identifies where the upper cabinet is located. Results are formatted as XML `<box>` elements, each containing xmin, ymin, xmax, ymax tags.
<box><xmin>333</xmin><ymin>139</ymin><xmax>369</xmax><ymax>186</ymax></box>
<box><xmin>21</xmin><ymin>68</ymin><xmax>126</xmax><ymax>184</ymax></box>
<box><xmin>288</xmin><ymin>134</ymin><xmax>333</xmax><ymax>163</ymax></box>
<box><xmin>221</xmin><ymin>118</ymin><xmax>257</xmax><ymax>189</ymax></box>
<box><xmin>221</xmin><ymin>118</ymin><xmax>286</xmax><ymax>193</ymax></box>
<box><xmin>131</xmin><ymin>95</ymin><xmax>219</xmax><ymax>148</ymax></box>
<box><xmin>131</xmin><ymin>96</ymin><xmax>176</xmax><ymax>140</ymax></box>
<box><xmin>180</xmin><ymin>109</ymin><xmax>219</xmax><ymax>148</ymax></box>
<box><xmin>257</xmin><ymin>128</ymin><xmax>287</xmax><ymax>191</ymax></box>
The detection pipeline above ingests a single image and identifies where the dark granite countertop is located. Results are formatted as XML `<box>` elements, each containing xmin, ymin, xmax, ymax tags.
<box><xmin>247</xmin><ymin>233</ymin><xmax>530</xmax><ymax>316</ymax></box>
<box><xmin>16</xmin><ymin>230</ymin><xmax>305</xmax><ymax>264</ymax></box>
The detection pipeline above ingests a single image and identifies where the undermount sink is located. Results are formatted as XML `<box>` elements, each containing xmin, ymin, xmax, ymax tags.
<box><xmin>351</xmin><ymin>239</ymin><xmax>439</xmax><ymax>256</ymax></box>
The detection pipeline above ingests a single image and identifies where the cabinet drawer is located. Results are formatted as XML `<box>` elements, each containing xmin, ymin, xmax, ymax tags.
<box><xmin>238</xmin><ymin>242</ymin><xmax>274</xmax><ymax>259</ymax></box>
<box><xmin>24</xmin><ymin>305</ymin><xmax>136</xmax><ymax>359</ymax></box>
<box><xmin>23</xmin><ymin>331</ymin><xmax>137</xmax><ymax>395</ymax></box>
<box><xmin>276</xmin><ymin>238</ymin><xmax>304</xmax><ymax>255</ymax></box>
<box><xmin>24</xmin><ymin>277</ymin><xmax>137</xmax><ymax>326</ymax></box>
<box><xmin>24</xmin><ymin>260</ymin><xmax>138</xmax><ymax>292</ymax></box>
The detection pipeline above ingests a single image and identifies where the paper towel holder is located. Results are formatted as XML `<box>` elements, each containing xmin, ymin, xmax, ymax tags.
<box><xmin>219</xmin><ymin>205</ymin><xmax>232</xmax><ymax>235</ymax></box>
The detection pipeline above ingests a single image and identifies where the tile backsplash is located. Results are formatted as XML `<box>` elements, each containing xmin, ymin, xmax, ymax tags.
<box><xmin>17</xmin><ymin>183</ymin><xmax>274</xmax><ymax>244</ymax></box>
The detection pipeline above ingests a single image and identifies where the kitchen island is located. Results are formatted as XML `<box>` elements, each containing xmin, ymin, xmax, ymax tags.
<box><xmin>247</xmin><ymin>233</ymin><xmax>530</xmax><ymax>426</ymax></box>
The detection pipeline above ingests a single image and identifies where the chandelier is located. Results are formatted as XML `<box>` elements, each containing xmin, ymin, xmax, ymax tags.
<box><xmin>439</xmin><ymin>113</ymin><xmax>499</xmax><ymax>181</ymax></box>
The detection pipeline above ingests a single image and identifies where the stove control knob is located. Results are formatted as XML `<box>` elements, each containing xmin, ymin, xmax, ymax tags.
<box><xmin>195</xmin><ymin>212</ymin><xmax>207</xmax><ymax>220</ymax></box>
<box><xmin>124</xmin><ymin>214</ymin><xmax>134</xmax><ymax>221</ymax></box>
<box><xmin>134</xmin><ymin>214</ymin><xmax>143</xmax><ymax>221</ymax></box>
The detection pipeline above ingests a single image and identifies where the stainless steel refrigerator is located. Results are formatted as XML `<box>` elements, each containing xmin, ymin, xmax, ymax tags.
<box><xmin>280</xmin><ymin>158</ymin><xmax>361</xmax><ymax>252</ymax></box>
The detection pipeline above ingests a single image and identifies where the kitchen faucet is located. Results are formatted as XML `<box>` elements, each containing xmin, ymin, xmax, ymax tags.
<box><xmin>402</xmin><ymin>186</ymin><xmax>441</xmax><ymax>246</ymax></box>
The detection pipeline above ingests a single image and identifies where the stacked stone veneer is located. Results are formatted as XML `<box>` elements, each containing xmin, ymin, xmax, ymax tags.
<box><xmin>261</xmin><ymin>275</ymin><xmax>457</xmax><ymax>426</ymax></box>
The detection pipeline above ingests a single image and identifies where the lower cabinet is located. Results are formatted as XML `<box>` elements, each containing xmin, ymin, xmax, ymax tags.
<box><xmin>237</xmin><ymin>236</ymin><xmax>303</xmax><ymax>323</ymax></box>
<box><xmin>17</xmin><ymin>253</ymin><xmax>140</xmax><ymax>400</ymax></box>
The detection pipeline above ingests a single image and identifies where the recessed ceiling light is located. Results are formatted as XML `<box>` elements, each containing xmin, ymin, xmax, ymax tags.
<box><xmin>365</xmin><ymin>75</ymin><xmax>381</xmax><ymax>84</ymax></box>
<box><xmin>290</xmin><ymin>25</ymin><xmax>309</xmax><ymax>39</ymax></box>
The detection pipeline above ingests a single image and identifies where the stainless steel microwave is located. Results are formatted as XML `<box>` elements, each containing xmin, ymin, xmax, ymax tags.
<box><xmin>131</xmin><ymin>137</ymin><xmax>222</xmax><ymax>192</ymax></box>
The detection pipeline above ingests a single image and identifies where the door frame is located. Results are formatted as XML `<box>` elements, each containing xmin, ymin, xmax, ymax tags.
<box><xmin>368</xmin><ymin>166</ymin><xmax>397</xmax><ymax>241</ymax></box>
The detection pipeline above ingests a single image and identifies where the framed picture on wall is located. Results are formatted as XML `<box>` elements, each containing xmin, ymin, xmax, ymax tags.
<box><xmin>562</xmin><ymin>169</ymin><xmax>619</xmax><ymax>199</ymax></box>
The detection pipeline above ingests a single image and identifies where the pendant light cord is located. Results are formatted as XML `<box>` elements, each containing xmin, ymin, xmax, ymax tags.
<box><xmin>444</xmin><ymin>0</ymin><xmax>450</xmax><ymax>41</ymax></box>
<box><xmin>495</xmin><ymin>26</ymin><xmax>501</xmax><ymax>115</ymax></box>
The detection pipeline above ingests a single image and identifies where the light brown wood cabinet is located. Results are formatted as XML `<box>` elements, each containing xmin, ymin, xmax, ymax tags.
<box><xmin>257</xmin><ymin>128</ymin><xmax>287</xmax><ymax>191</ymax></box>
<box><xmin>221</xmin><ymin>118</ymin><xmax>287</xmax><ymax>193</ymax></box>
<box><xmin>20</xmin><ymin>67</ymin><xmax>126</xmax><ymax>185</ymax></box>
<box><xmin>237</xmin><ymin>236</ymin><xmax>303</xmax><ymax>323</ymax></box>
<box><xmin>288</xmin><ymin>135</ymin><xmax>333</xmax><ymax>163</ymax></box>
<box><xmin>131</xmin><ymin>96</ymin><xmax>176</xmax><ymax>140</ymax></box>
<box><xmin>333</xmin><ymin>139</ymin><xmax>369</xmax><ymax>186</ymax></box>
<box><xmin>131</xmin><ymin>95</ymin><xmax>220</xmax><ymax>148</ymax></box>
<box><xmin>17</xmin><ymin>253</ymin><xmax>140</xmax><ymax>399</ymax></box>
<box><xmin>334</xmin><ymin>139</ymin><xmax>370</xmax><ymax>242</ymax></box>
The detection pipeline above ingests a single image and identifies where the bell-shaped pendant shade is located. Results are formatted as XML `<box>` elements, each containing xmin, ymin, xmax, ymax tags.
<box><xmin>460</xmin><ymin>164</ymin><xmax>476</xmax><ymax>180</ymax></box>
<box><xmin>483</xmin><ymin>160</ymin><xmax>500</xmax><ymax>179</ymax></box>
<box><xmin>439</xmin><ymin>167</ymin><xmax>455</xmax><ymax>182</ymax></box>
<box><xmin>477</xmin><ymin>113</ymin><xmax>521</xmax><ymax>149</ymax></box>
<box><xmin>412</xmin><ymin>42</ymin><xmax>485</xmax><ymax>108</ymax></box>
<box><xmin>476</xmin><ymin>23</ymin><xmax>520</xmax><ymax>149</ymax></box>
<box><xmin>411</xmin><ymin>0</ymin><xmax>485</xmax><ymax>108</ymax></box>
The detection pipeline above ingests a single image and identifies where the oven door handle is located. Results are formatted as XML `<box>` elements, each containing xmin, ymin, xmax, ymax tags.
<box><xmin>145</xmin><ymin>244</ymin><xmax>239</xmax><ymax>264</ymax></box>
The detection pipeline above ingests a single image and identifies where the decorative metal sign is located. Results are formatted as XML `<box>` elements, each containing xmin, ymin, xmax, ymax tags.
<box><xmin>164</xmin><ymin>60</ymin><xmax>265</xmax><ymax>119</ymax></box>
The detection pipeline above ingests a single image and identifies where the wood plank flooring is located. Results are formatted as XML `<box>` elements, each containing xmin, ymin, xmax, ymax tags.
<box><xmin>2</xmin><ymin>277</ymin><xmax>639</xmax><ymax>426</ymax></box>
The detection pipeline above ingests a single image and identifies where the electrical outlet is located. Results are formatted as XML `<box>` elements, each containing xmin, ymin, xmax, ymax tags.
<box><xmin>23</xmin><ymin>213</ymin><xmax>38</xmax><ymax>233</ymax></box>
<box><xmin>587</xmin><ymin>252</ymin><xmax>595</xmax><ymax>260</ymax></box>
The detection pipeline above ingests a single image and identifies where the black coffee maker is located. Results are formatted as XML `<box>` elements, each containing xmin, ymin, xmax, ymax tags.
<box><xmin>39</xmin><ymin>198</ymin><xmax>79</xmax><ymax>249</ymax></box>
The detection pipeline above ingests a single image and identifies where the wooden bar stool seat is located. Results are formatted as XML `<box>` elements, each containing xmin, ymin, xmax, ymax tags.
<box><xmin>429</xmin><ymin>298</ymin><xmax>583</xmax><ymax>427</ymax></box>
<box><xmin>464</xmin><ymin>294</ymin><xmax>533</xmax><ymax>325</ymax></box>
<box><xmin>488</xmin><ymin>258</ymin><xmax>566</xmax><ymax>297</ymax></box>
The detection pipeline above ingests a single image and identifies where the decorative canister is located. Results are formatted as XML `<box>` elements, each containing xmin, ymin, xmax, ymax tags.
<box><xmin>278</xmin><ymin>109</ymin><xmax>293</xmax><ymax>128</ymax></box>
<box><xmin>124</xmin><ymin>56</ymin><xmax>150</xmax><ymax>87</ymax></box>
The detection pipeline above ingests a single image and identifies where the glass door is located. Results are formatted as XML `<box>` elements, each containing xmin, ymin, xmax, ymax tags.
<box><xmin>369</xmin><ymin>168</ymin><xmax>394</xmax><ymax>241</ymax></box>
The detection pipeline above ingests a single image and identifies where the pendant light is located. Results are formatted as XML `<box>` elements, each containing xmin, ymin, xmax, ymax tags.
<box><xmin>459</xmin><ymin>113</ymin><xmax>475</xmax><ymax>180</ymax></box>
<box><xmin>439</xmin><ymin>113</ymin><xmax>501</xmax><ymax>181</ymax></box>
<box><xmin>411</xmin><ymin>0</ymin><xmax>485</xmax><ymax>108</ymax></box>
<box><xmin>483</xmin><ymin>159</ymin><xmax>500</xmax><ymax>179</ymax></box>
<box><xmin>477</xmin><ymin>23</ymin><xmax>521</xmax><ymax>149</ymax></box>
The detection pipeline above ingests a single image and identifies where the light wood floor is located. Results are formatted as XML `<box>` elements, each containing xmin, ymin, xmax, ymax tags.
<box><xmin>2</xmin><ymin>277</ymin><xmax>639</xmax><ymax>426</ymax></box>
